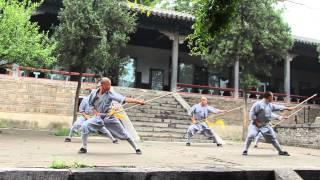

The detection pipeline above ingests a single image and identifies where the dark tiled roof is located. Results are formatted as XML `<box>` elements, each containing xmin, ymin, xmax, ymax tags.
<box><xmin>128</xmin><ymin>3</ymin><xmax>195</xmax><ymax>22</ymax></box>
<box><xmin>129</xmin><ymin>4</ymin><xmax>320</xmax><ymax>45</ymax></box>
<box><xmin>293</xmin><ymin>35</ymin><xmax>320</xmax><ymax>45</ymax></box>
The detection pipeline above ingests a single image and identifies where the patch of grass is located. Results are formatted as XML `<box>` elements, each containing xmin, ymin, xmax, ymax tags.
<box><xmin>53</xmin><ymin>128</ymin><xmax>79</xmax><ymax>137</ymax></box>
<box><xmin>49</xmin><ymin>160</ymin><xmax>92</xmax><ymax>169</ymax></box>
<box><xmin>72</xmin><ymin>162</ymin><xmax>92</xmax><ymax>168</ymax></box>
<box><xmin>53</xmin><ymin>127</ymin><xmax>103</xmax><ymax>137</ymax></box>
<box><xmin>49</xmin><ymin>160</ymin><xmax>69</xmax><ymax>169</ymax></box>
<box><xmin>0</xmin><ymin>119</ymin><xmax>9</xmax><ymax>128</ymax></box>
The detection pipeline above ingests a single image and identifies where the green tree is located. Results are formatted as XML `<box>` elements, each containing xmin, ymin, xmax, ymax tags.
<box><xmin>154</xmin><ymin>0</ymin><xmax>198</xmax><ymax>14</ymax></box>
<box><xmin>189</xmin><ymin>0</ymin><xmax>293</xmax><ymax>139</ymax></box>
<box><xmin>128</xmin><ymin>0</ymin><xmax>157</xmax><ymax>6</ymax></box>
<box><xmin>156</xmin><ymin>0</ymin><xmax>239</xmax><ymax>33</ymax></box>
<box><xmin>0</xmin><ymin>0</ymin><xmax>56</xmax><ymax>67</ymax></box>
<box><xmin>55</xmin><ymin>0</ymin><xmax>136</xmax><ymax>122</ymax></box>
<box><xmin>130</xmin><ymin>0</ymin><xmax>239</xmax><ymax>34</ymax></box>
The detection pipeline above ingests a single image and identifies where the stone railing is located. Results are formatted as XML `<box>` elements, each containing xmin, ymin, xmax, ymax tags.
<box><xmin>177</xmin><ymin>83</ymin><xmax>320</xmax><ymax>105</ymax></box>
<box><xmin>4</xmin><ymin>64</ymin><xmax>97</xmax><ymax>82</ymax></box>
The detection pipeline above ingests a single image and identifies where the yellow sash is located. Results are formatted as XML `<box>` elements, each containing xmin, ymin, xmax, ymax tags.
<box><xmin>205</xmin><ymin>118</ymin><xmax>225</xmax><ymax>129</ymax></box>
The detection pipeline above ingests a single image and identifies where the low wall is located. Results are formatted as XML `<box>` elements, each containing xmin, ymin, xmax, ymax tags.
<box><xmin>0</xmin><ymin>75</ymin><xmax>95</xmax><ymax>116</ymax></box>
<box><xmin>0</xmin><ymin>75</ymin><xmax>319</xmax><ymax>134</ymax></box>
<box><xmin>276</xmin><ymin>123</ymin><xmax>320</xmax><ymax>149</ymax></box>
<box><xmin>0</xmin><ymin>168</ymin><xmax>277</xmax><ymax>180</ymax></box>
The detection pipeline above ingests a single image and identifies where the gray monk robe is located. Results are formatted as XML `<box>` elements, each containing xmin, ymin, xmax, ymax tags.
<box><xmin>243</xmin><ymin>99</ymin><xmax>285</xmax><ymax>153</ymax></box>
<box><xmin>67</xmin><ymin>96</ymin><xmax>91</xmax><ymax>139</ymax></box>
<box><xmin>80</xmin><ymin>89</ymin><xmax>139</xmax><ymax>152</ymax></box>
<box><xmin>186</xmin><ymin>103</ymin><xmax>223</xmax><ymax>145</ymax></box>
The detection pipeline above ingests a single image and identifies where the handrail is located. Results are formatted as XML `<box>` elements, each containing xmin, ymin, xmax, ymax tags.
<box><xmin>177</xmin><ymin>83</ymin><xmax>320</xmax><ymax>101</ymax></box>
<box><xmin>5</xmin><ymin>64</ymin><xmax>97</xmax><ymax>77</ymax></box>
<box><xmin>177</xmin><ymin>83</ymin><xmax>237</xmax><ymax>92</ymax></box>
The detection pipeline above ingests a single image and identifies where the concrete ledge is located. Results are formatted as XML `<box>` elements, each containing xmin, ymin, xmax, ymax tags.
<box><xmin>296</xmin><ymin>170</ymin><xmax>320</xmax><ymax>180</ymax></box>
<box><xmin>0</xmin><ymin>168</ymin><xmax>70</xmax><ymax>180</ymax></box>
<box><xmin>3</xmin><ymin>167</ymin><xmax>320</xmax><ymax>180</ymax></box>
<box><xmin>0</xmin><ymin>168</ymin><xmax>277</xmax><ymax>180</ymax></box>
<box><xmin>275</xmin><ymin>169</ymin><xmax>303</xmax><ymax>180</ymax></box>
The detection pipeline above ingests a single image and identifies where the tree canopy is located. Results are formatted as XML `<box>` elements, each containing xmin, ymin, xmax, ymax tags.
<box><xmin>189</xmin><ymin>0</ymin><xmax>293</xmax><ymax>90</ymax></box>
<box><xmin>130</xmin><ymin>0</ymin><xmax>238</xmax><ymax>33</ymax></box>
<box><xmin>0</xmin><ymin>0</ymin><xmax>56</xmax><ymax>67</ymax></box>
<box><xmin>55</xmin><ymin>0</ymin><xmax>136</xmax><ymax>121</ymax></box>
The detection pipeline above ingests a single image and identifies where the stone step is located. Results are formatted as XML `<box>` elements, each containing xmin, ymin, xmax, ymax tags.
<box><xmin>132</xmin><ymin>121</ymin><xmax>186</xmax><ymax>129</ymax></box>
<box><xmin>126</xmin><ymin>112</ymin><xmax>157</xmax><ymax>118</ymax></box>
<box><xmin>115</xmin><ymin>88</ymin><xmax>200</xmax><ymax>142</ymax></box>
<box><xmin>132</xmin><ymin>121</ymin><xmax>191</xmax><ymax>129</ymax></box>
<box><xmin>130</xmin><ymin>117</ymin><xmax>191</xmax><ymax>125</ymax></box>
<box><xmin>129</xmin><ymin>108</ymin><xmax>186</xmax><ymax>114</ymax></box>
<box><xmin>128</xmin><ymin>114</ymin><xmax>190</xmax><ymax>121</ymax></box>
<box><xmin>129</xmin><ymin>117</ymin><xmax>164</xmax><ymax>123</ymax></box>
<box><xmin>148</xmin><ymin>106</ymin><xmax>184</xmax><ymax>111</ymax></box>
<box><xmin>163</xmin><ymin>119</ymin><xmax>191</xmax><ymax>125</ymax></box>
<box><xmin>127</xmin><ymin>112</ymin><xmax>190</xmax><ymax>119</ymax></box>
<box><xmin>135</xmin><ymin>126</ymin><xmax>187</xmax><ymax>134</ymax></box>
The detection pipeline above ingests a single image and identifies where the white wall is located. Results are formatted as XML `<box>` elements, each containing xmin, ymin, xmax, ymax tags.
<box><xmin>121</xmin><ymin>45</ymin><xmax>320</xmax><ymax>95</ymax></box>
<box><xmin>121</xmin><ymin>45</ymin><xmax>203</xmax><ymax>86</ymax></box>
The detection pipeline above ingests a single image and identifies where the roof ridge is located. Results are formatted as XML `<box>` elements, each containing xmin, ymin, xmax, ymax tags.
<box><xmin>293</xmin><ymin>35</ymin><xmax>320</xmax><ymax>45</ymax></box>
<box><xmin>127</xmin><ymin>3</ymin><xmax>195</xmax><ymax>21</ymax></box>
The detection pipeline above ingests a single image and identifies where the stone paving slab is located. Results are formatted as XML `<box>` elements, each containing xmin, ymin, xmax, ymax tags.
<box><xmin>0</xmin><ymin>129</ymin><xmax>320</xmax><ymax>171</ymax></box>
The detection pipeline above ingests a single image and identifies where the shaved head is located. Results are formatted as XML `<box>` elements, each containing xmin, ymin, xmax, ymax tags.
<box><xmin>200</xmin><ymin>96</ymin><xmax>208</xmax><ymax>106</ymax></box>
<box><xmin>100</xmin><ymin>77</ymin><xmax>112</xmax><ymax>92</ymax></box>
<box><xmin>100</xmin><ymin>77</ymin><xmax>111</xmax><ymax>84</ymax></box>
<box><xmin>201</xmin><ymin>96</ymin><xmax>207</xmax><ymax>101</ymax></box>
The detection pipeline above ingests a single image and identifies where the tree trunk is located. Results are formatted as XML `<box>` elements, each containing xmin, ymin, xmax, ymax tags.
<box><xmin>73</xmin><ymin>72</ymin><xmax>83</xmax><ymax>123</ymax></box>
<box><xmin>242</xmin><ymin>90</ymin><xmax>248</xmax><ymax>141</ymax></box>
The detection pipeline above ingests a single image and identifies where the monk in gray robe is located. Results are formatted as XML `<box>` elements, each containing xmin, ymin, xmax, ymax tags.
<box><xmin>186</xmin><ymin>96</ymin><xmax>226</xmax><ymax>147</ymax></box>
<box><xmin>79</xmin><ymin>77</ymin><xmax>144</xmax><ymax>154</ymax></box>
<box><xmin>242</xmin><ymin>91</ymin><xmax>294</xmax><ymax>156</ymax></box>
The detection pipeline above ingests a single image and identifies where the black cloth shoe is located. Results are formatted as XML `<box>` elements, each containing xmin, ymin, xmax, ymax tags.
<box><xmin>186</xmin><ymin>142</ymin><xmax>191</xmax><ymax>146</ymax></box>
<box><xmin>64</xmin><ymin>138</ymin><xmax>71</xmax><ymax>142</ymax></box>
<box><xmin>242</xmin><ymin>151</ymin><xmax>248</xmax><ymax>156</ymax></box>
<box><xmin>113</xmin><ymin>139</ymin><xmax>118</xmax><ymax>144</ymax></box>
<box><xmin>78</xmin><ymin>148</ymin><xmax>87</xmax><ymax>154</ymax></box>
<box><xmin>136</xmin><ymin>149</ymin><xmax>142</xmax><ymax>155</ymax></box>
<box><xmin>279</xmin><ymin>151</ymin><xmax>290</xmax><ymax>156</ymax></box>
<box><xmin>217</xmin><ymin>143</ymin><xmax>223</xmax><ymax>147</ymax></box>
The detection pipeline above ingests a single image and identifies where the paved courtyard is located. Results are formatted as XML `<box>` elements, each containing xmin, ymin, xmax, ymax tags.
<box><xmin>0</xmin><ymin>129</ymin><xmax>320</xmax><ymax>171</ymax></box>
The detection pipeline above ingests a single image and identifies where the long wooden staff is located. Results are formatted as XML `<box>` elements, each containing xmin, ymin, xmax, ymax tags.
<box><xmin>273</xmin><ymin>107</ymin><xmax>304</xmax><ymax>127</ymax></box>
<box><xmin>274</xmin><ymin>94</ymin><xmax>317</xmax><ymax>126</ymax></box>
<box><xmin>292</xmin><ymin>94</ymin><xmax>317</xmax><ymax>109</ymax></box>
<box><xmin>207</xmin><ymin>106</ymin><xmax>243</xmax><ymax>120</ymax></box>
<box><xmin>102</xmin><ymin>88</ymin><xmax>183</xmax><ymax>116</ymax></box>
